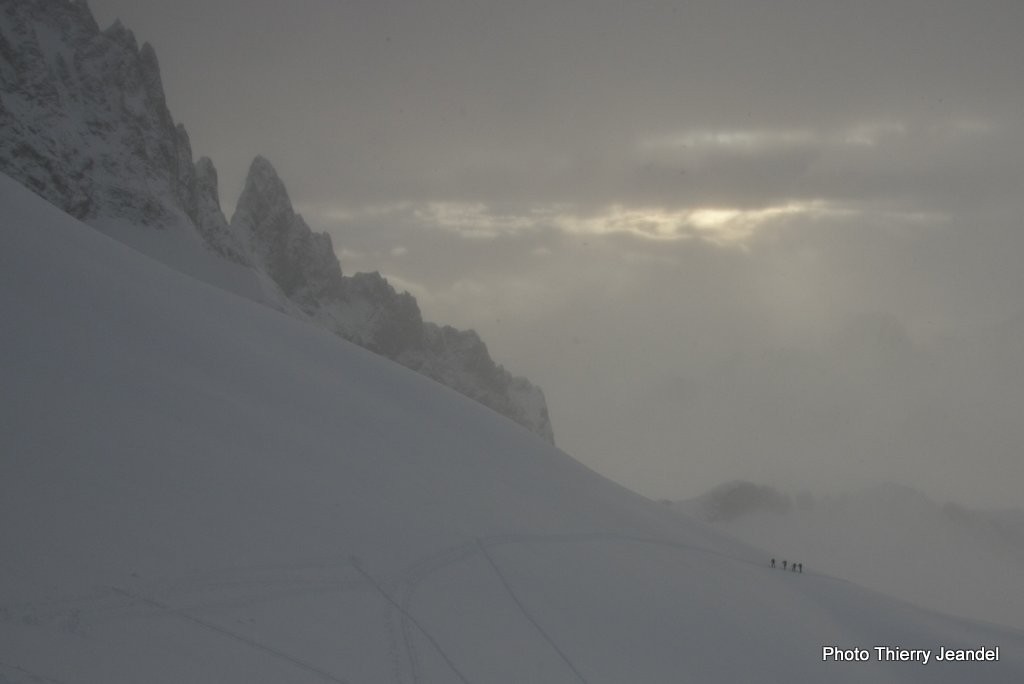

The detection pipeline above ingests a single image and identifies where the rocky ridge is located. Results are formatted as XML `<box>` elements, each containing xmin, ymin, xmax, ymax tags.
<box><xmin>0</xmin><ymin>0</ymin><xmax>553</xmax><ymax>442</ymax></box>
<box><xmin>231</xmin><ymin>156</ymin><xmax>554</xmax><ymax>441</ymax></box>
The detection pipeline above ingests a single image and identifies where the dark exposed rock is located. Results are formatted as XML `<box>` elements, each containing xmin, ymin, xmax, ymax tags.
<box><xmin>0</xmin><ymin>0</ymin><xmax>246</xmax><ymax>262</ymax></box>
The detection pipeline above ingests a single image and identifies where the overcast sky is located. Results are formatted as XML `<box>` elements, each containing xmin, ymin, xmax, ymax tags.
<box><xmin>89</xmin><ymin>0</ymin><xmax>1024</xmax><ymax>508</ymax></box>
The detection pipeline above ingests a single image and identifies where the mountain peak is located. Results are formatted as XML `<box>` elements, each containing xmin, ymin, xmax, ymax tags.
<box><xmin>194</xmin><ymin>157</ymin><xmax>220</xmax><ymax>206</ymax></box>
<box><xmin>103</xmin><ymin>19</ymin><xmax>137</xmax><ymax>50</ymax></box>
<box><xmin>239</xmin><ymin>155</ymin><xmax>293</xmax><ymax>214</ymax></box>
<box><xmin>250</xmin><ymin>154</ymin><xmax>277</xmax><ymax>175</ymax></box>
<box><xmin>231</xmin><ymin>155</ymin><xmax>344</xmax><ymax>305</ymax></box>
<box><xmin>0</xmin><ymin>0</ymin><xmax>196</xmax><ymax>228</ymax></box>
<box><xmin>138</xmin><ymin>42</ymin><xmax>164</xmax><ymax>98</ymax></box>
<box><xmin>230</xmin><ymin>162</ymin><xmax>555</xmax><ymax>441</ymax></box>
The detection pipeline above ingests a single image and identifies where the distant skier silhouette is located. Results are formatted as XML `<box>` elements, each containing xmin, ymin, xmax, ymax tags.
<box><xmin>782</xmin><ymin>560</ymin><xmax>787</xmax><ymax>570</ymax></box>
<box><xmin>771</xmin><ymin>558</ymin><xmax>776</xmax><ymax>568</ymax></box>
<box><xmin>791</xmin><ymin>562</ymin><xmax>797</xmax><ymax>572</ymax></box>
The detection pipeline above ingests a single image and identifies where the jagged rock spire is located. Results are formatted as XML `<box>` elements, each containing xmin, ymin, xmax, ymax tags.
<box><xmin>231</xmin><ymin>156</ymin><xmax>554</xmax><ymax>441</ymax></box>
<box><xmin>0</xmin><ymin>0</ymin><xmax>210</xmax><ymax>238</ymax></box>
<box><xmin>232</xmin><ymin>156</ymin><xmax>345</xmax><ymax>306</ymax></box>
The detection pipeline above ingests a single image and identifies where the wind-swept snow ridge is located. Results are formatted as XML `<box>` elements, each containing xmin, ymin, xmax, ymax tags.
<box><xmin>2</xmin><ymin>172</ymin><xmax>1022</xmax><ymax>682</ymax></box>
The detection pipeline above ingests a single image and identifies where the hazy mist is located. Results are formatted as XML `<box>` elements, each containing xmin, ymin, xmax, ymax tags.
<box><xmin>678</xmin><ymin>481</ymin><xmax>1024</xmax><ymax>630</ymax></box>
<box><xmin>87</xmin><ymin>0</ymin><xmax>1024</xmax><ymax>508</ymax></box>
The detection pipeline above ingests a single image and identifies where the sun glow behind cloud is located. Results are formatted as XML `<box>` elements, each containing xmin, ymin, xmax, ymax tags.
<box><xmin>309</xmin><ymin>198</ymin><xmax>848</xmax><ymax>248</ymax></box>
<box><xmin>555</xmin><ymin>201</ymin><xmax>845</xmax><ymax>245</ymax></box>
<box><xmin>304</xmin><ymin>116</ymin><xmax>993</xmax><ymax>250</ymax></box>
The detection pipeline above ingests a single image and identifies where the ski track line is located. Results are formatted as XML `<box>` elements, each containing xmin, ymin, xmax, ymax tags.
<box><xmin>475</xmin><ymin>538</ymin><xmax>590</xmax><ymax>684</ymax></box>
<box><xmin>382</xmin><ymin>602</ymin><xmax>409</xmax><ymax>684</ymax></box>
<box><xmin>107</xmin><ymin>587</ymin><xmax>354</xmax><ymax>684</ymax></box>
<box><xmin>395</xmin><ymin>539</ymin><xmax>482</xmax><ymax>684</ymax></box>
<box><xmin>390</xmin><ymin>530</ymin><xmax>778</xmax><ymax>682</ymax></box>
<box><xmin>2</xmin><ymin>532</ymin><xmax>828</xmax><ymax>683</ymax></box>
<box><xmin>0</xmin><ymin>555</ymin><xmax>371</xmax><ymax>627</ymax></box>
<box><xmin>396</xmin><ymin>582</ymin><xmax>422</xmax><ymax>684</ymax></box>
<box><xmin>350</xmin><ymin>557</ymin><xmax>472</xmax><ymax>684</ymax></box>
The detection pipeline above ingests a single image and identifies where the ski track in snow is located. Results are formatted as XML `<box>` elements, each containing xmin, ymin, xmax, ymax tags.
<box><xmin>351</xmin><ymin>558</ymin><xmax>472</xmax><ymax>684</ymax></box>
<box><xmin>107</xmin><ymin>587</ymin><xmax>354</xmax><ymax>684</ymax></box>
<box><xmin>476</xmin><ymin>539</ymin><xmax>590</xmax><ymax>684</ymax></box>
<box><xmin>390</xmin><ymin>531</ymin><xmax>768</xmax><ymax>683</ymax></box>
<box><xmin>0</xmin><ymin>530</ymin><xmax>759</xmax><ymax>684</ymax></box>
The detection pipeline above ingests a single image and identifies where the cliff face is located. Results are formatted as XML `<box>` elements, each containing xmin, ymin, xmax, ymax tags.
<box><xmin>230</xmin><ymin>156</ymin><xmax>345</xmax><ymax>309</ymax></box>
<box><xmin>402</xmin><ymin>324</ymin><xmax>554</xmax><ymax>444</ymax></box>
<box><xmin>232</xmin><ymin>157</ymin><xmax>555</xmax><ymax>442</ymax></box>
<box><xmin>0</xmin><ymin>0</ymin><xmax>554</xmax><ymax>443</ymax></box>
<box><xmin>0</xmin><ymin>0</ymin><xmax>247</xmax><ymax>262</ymax></box>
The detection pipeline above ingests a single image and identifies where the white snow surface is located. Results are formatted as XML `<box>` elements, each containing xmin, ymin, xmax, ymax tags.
<box><xmin>2</xmin><ymin>172</ymin><xmax>1022</xmax><ymax>682</ymax></box>
<box><xmin>89</xmin><ymin>215</ymin><xmax>299</xmax><ymax>316</ymax></box>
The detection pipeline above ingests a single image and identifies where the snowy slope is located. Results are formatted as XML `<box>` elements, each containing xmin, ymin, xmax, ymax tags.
<box><xmin>2</xmin><ymin>172</ymin><xmax>1023</xmax><ymax>683</ymax></box>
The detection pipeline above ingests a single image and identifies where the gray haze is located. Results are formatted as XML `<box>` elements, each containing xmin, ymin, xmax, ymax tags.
<box><xmin>88</xmin><ymin>0</ymin><xmax>1024</xmax><ymax>508</ymax></box>
<box><xmin>678</xmin><ymin>482</ymin><xmax>1024</xmax><ymax>629</ymax></box>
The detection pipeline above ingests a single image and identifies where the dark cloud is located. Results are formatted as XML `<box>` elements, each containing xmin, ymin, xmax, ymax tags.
<box><xmin>89</xmin><ymin>1</ymin><xmax>1024</xmax><ymax>209</ymax></box>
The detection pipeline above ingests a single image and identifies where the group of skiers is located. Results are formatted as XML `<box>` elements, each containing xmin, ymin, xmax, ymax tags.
<box><xmin>770</xmin><ymin>558</ymin><xmax>802</xmax><ymax>573</ymax></box>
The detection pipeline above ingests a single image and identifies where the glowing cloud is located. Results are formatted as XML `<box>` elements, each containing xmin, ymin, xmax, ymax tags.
<box><xmin>556</xmin><ymin>201</ymin><xmax>845</xmax><ymax>245</ymax></box>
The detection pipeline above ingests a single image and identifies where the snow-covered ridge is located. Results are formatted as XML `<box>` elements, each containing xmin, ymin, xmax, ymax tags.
<box><xmin>0</xmin><ymin>0</ymin><xmax>553</xmax><ymax>442</ymax></box>
<box><xmin>3</xmin><ymin>170</ymin><xmax>1023</xmax><ymax>682</ymax></box>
